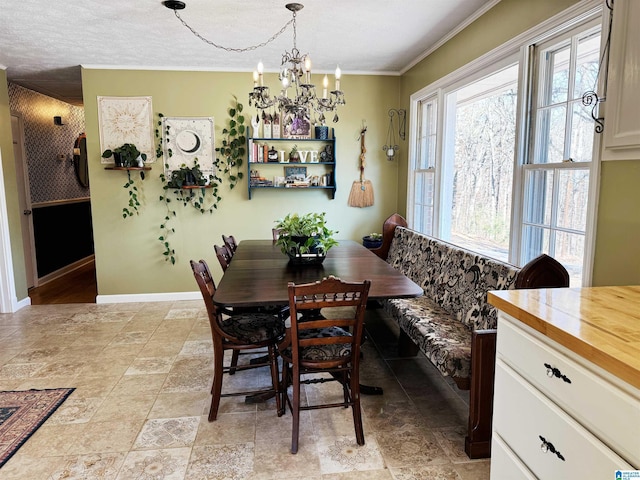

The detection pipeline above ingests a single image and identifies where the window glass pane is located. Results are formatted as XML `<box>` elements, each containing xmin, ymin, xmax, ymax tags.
<box><xmin>553</xmin><ymin>230</ymin><xmax>584</xmax><ymax>286</ymax></box>
<box><xmin>546</xmin><ymin>45</ymin><xmax>570</xmax><ymax>105</ymax></box>
<box><xmin>448</xmin><ymin>65</ymin><xmax>518</xmax><ymax>261</ymax></box>
<box><xmin>522</xmin><ymin>225</ymin><xmax>551</xmax><ymax>263</ymax></box>
<box><xmin>556</xmin><ymin>168</ymin><xmax>590</xmax><ymax>231</ymax></box>
<box><xmin>574</xmin><ymin>31</ymin><xmax>601</xmax><ymax>100</ymax></box>
<box><xmin>535</xmin><ymin>106</ymin><xmax>567</xmax><ymax>163</ymax></box>
<box><xmin>418</xmin><ymin>99</ymin><xmax>437</xmax><ymax>169</ymax></box>
<box><xmin>523</xmin><ymin>169</ymin><xmax>553</xmax><ymax>226</ymax></box>
<box><xmin>569</xmin><ymin>101</ymin><xmax>595</xmax><ymax>163</ymax></box>
<box><xmin>414</xmin><ymin>171</ymin><xmax>434</xmax><ymax>236</ymax></box>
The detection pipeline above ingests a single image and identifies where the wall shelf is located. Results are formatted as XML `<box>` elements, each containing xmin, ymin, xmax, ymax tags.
<box><xmin>247</xmin><ymin>127</ymin><xmax>336</xmax><ymax>200</ymax></box>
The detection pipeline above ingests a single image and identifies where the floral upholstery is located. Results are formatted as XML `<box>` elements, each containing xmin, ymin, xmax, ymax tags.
<box><xmin>384</xmin><ymin>227</ymin><xmax>521</xmax><ymax>380</ymax></box>
<box><xmin>281</xmin><ymin>326</ymin><xmax>352</xmax><ymax>362</ymax></box>
<box><xmin>220</xmin><ymin>313</ymin><xmax>286</xmax><ymax>344</ymax></box>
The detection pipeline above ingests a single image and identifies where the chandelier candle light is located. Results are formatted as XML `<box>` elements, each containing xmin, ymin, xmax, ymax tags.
<box><xmin>248</xmin><ymin>3</ymin><xmax>345</xmax><ymax>125</ymax></box>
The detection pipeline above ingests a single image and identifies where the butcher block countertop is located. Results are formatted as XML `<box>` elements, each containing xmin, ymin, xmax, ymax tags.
<box><xmin>488</xmin><ymin>286</ymin><xmax>640</xmax><ymax>390</ymax></box>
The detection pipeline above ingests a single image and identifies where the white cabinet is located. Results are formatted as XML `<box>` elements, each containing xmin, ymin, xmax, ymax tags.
<box><xmin>602</xmin><ymin>0</ymin><xmax>640</xmax><ymax>160</ymax></box>
<box><xmin>491</xmin><ymin>313</ymin><xmax>639</xmax><ymax>479</ymax></box>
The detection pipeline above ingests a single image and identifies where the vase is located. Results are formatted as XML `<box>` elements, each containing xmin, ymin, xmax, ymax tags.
<box><xmin>315</xmin><ymin>126</ymin><xmax>329</xmax><ymax>140</ymax></box>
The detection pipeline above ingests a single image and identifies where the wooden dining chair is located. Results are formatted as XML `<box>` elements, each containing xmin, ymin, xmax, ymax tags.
<box><xmin>190</xmin><ymin>259</ymin><xmax>285</xmax><ymax>421</ymax></box>
<box><xmin>278</xmin><ymin>275</ymin><xmax>371</xmax><ymax>453</ymax></box>
<box><xmin>214</xmin><ymin>244</ymin><xmax>233</xmax><ymax>272</ymax></box>
<box><xmin>222</xmin><ymin>234</ymin><xmax>238</xmax><ymax>254</ymax></box>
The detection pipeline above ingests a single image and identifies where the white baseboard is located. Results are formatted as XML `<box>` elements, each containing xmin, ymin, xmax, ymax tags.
<box><xmin>96</xmin><ymin>291</ymin><xmax>201</xmax><ymax>304</ymax></box>
<box><xmin>12</xmin><ymin>296</ymin><xmax>31</xmax><ymax>311</ymax></box>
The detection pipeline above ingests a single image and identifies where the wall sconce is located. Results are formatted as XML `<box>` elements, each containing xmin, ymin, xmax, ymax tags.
<box><xmin>382</xmin><ymin>109</ymin><xmax>406</xmax><ymax>161</ymax></box>
<box><xmin>53</xmin><ymin>116</ymin><xmax>64</xmax><ymax>126</ymax></box>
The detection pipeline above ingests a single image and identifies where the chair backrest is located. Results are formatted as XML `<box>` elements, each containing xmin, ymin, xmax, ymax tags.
<box><xmin>515</xmin><ymin>253</ymin><xmax>570</xmax><ymax>289</ymax></box>
<box><xmin>222</xmin><ymin>234</ymin><xmax>237</xmax><ymax>254</ymax></box>
<box><xmin>370</xmin><ymin>213</ymin><xmax>408</xmax><ymax>260</ymax></box>
<box><xmin>190</xmin><ymin>259</ymin><xmax>238</xmax><ymax>343</ymax></box>
<box><xmin>287</xmin><ymin>276</ymin><xmax>371</xmax><ymax>368</ymax></box>
<box><xmin>214</xmin><ymin>244</ymin><xmax>233</xmax><ymax>272</ymax></box>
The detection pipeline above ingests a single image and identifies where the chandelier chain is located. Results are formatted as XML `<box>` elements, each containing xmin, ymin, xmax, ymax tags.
<box><xmin>172</xmin><ymin>9</ymin><xmax>294</xmax><ymax>53</ymax></box>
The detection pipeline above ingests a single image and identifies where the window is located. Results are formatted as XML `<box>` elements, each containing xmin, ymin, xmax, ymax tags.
<box><xmin>522</xmin><ymin>26</ymin><xmax>601</xmax><ymax>285</ymax></box>
<box><xmin>408</xmin><ymin>8</ymin><xmax>602</xmax><ymax>286</ymax></box>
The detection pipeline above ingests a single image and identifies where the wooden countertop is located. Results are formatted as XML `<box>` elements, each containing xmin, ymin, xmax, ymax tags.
<box><xmin>488</xmin><ymin>286</ymin><xmax>640</xmax><ymax>390</ymax></box>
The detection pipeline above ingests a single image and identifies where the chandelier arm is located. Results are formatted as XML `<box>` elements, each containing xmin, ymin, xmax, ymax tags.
<box><xmin>172</xmin><ymin>10</ymin><xmax>294</xmax><ymax>53</ymax></box>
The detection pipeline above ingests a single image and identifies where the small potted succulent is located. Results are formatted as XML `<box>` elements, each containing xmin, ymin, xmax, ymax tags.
<box><xmin>289</xmin><ymin>145</ymin><xmax>300</xmax><ymax>163</ymax></box>
<box><xmin>274</xmin><ymin>212</ymin><xmax>338</xmax><ymax>265</ymax></box>
<box><xmin>362</xmin><ymin>232</ymin><xmax>383</xmax><ymax>249</ymax></box>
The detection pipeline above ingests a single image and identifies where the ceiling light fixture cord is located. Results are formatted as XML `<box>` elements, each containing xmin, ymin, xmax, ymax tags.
<box><xmin>170</xmin><ymin>9</ymin><xmax>294</xmax><ymax>53</ymax></box>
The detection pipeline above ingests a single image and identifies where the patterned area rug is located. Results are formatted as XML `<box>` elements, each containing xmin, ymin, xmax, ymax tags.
<box><xmin>0</xmin><ymin>388</ymin><xmax>74</xmax><ymax>468</ymax></box>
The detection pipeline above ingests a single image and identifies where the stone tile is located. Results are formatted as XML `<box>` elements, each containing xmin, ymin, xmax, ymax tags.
<box><xmin>164</xmin><ymin>308</ymin><xmax>200</xmax><ymax>320</ymax></box>
<box><xmin>195</xmin><ymin>412</ymin><xmax>255</xmax><ymax>445</ymax></box>
<box><xmin>116</xmin><ymin>448</ymin><xmax>192</xmax><ymax>480</ymax></box>
<box><xmin>91</xmin><ymin>394</ymin><xmax>156</xmax><ymax>422</ymax></box>
<box><xmin>161</xmin><ymin>357</ymin><xmax>212</xmax><ymax>393</ymax></box>
<box><xmin>0</xmin><ymin>362</ymin><xmax>45</xmax><ymax>379</ymax></box>
<box><xmin>317</xmin><ymin>436</ymin><xmax>385</xmax><ymax>474</ymax></box>
<box><xmin>149</xmin><ymin>392</ymin><xmax>209</xmax><ymax>419</ymax></box>
<box><xmin>453</xmin><ymin>460</ymin><xmax>491</xmax><ymax>479</ymax></box>
<box><xmin>111</xmin><ymin>373</ymin><xmax>168</xmax><ymax>396</ymax></box>
<box><xmin>376</xmin><ymin>429</ymin><xmax>450</xmax><ymax>468</ymax></box>
<box><xmin>322</xmin><ymin>470</ymin><xmax>394</xmax><ymax>480</ymax></box>
<box><xmin>252</xmin><ymin>436</ymin><xmax>322</xmax><ymax>479</ymax></box>
<box><xmin>389</xmin><ymin>464</ymin><xmax>463</xmax><ymax>479</ymax></box>
<box><xmin>134</xmin><ymin>416</ymin><xmax>200</xmax><ymax>449</ymax></box>
<box><xmin>48</xmin><ymin>396</ymin><xmax>105</xmax><ymax>424</ymax></box>
<box><xmin>185</xmin><ymin>443</ymin><xmax>254</xmax><ymax>479</ymax></box>
<box><xmin>69</xmin><ymin>418</ymin><xmax>145</xmax><ymax>454</ymax></box>
<box><xmin>17</xmin><ymin>423</ymin><xmax>85</xmax><ymax>456</ymax></box>
<box><xmin>178</xmin><ymin>340</ymin><xmax>213</xmax><ymax>357</ymax></box>
<box><xmin>49</xmin><ymin>452</ymin><xmax>127</xmax><ymax>479</ymax></box>
<box><xmin>125</xmin><ymin>356</ymin><xmax>175</xmax><ymax>375</ymax></box>
<box><xmin>0</xmin><ymin>454</ymin><xmax>65</xmax><ymax>479</ymax></box>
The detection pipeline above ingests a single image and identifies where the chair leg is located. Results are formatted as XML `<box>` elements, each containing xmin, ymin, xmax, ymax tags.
<box><xmin>350</xmin><ymin>367</ymin><xmax>365</xmax><ymax>446</ymax></box>
<box><xmin>291</xmin><ymin>366</ymin><xmax>301</xmax><ymax>454</ymax></box>
<box><xmin>268</xmin><ymin>345</ymin><xmax>281</xmax><ymax>416</ymax></box>
<box><xmin>229</xmin><ymin>350</ymin><xmax>239</xmax><ymax>375</ymax></box>
<box><xmin>208</xmin><ymin>345</ymin><xmax>225</xmax><ymax>422</ymax></box>
<box><xmin>279</xmin><ymin>360</ymin><xmax>289</xmax><ymax>417</ymax></box>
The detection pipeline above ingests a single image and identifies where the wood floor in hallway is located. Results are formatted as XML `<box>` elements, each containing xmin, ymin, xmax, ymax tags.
<box><xmin>28</xmin><ymin>260</ymin><xmax>97</xmax><ymax>305</ymax></box>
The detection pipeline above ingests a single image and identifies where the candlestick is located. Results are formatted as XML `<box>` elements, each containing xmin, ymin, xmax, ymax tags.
<box><xmin>335</xmin><ymin>66</ymin><xmax>341</xmax><ymax>91</ymax></box>
<box><xmin>323</xmin><ymin>75</ymin><xmax>328</xmax><ymax>99</ymax></box>
<box><xmin>257</xmin><ymin>61</ymin><xmax>264</xmax><ymax>87</ymax></box>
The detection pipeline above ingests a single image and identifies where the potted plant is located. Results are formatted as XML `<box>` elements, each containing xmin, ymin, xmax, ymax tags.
<box><xmin>289</xmin><ymin>145</ymin><xmax>300</xmax><ymax>163</ymax></box>
<box><xmin>274</xmin><ymin>212</ymin><xmax>338</xmax><ymax>264</ymax></box>
<box><xmin>362</xmin><ymin>232</ymin><xmax>383</xmax><ymax>249</ymax></box>
<box><xmin>167</xmin><ymin>163</ymin><xmax>208</xmax><ymax>188</ymax></box>
<box><xmin>102</xmin><ymin>143</ymin><xmax>147</xmax><ymax>167</ymax></box>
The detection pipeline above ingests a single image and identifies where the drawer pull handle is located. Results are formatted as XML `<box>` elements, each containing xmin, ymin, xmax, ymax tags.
<box><xmin>539</xmin><ymin>435</ymin><xmax>565</xmax><ymax>461</ymax></box>
<box><xmin>544</xmin><ymin>363</ymin><xmax>572</xmax><ymax>384</ymax></box>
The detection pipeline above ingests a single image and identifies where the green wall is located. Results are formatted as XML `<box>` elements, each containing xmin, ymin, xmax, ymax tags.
<box><xmin>82</xmin><ymin>68</ymin><xmax>401</xmax><ymax>295</ymax></box>
<box><xmin>592</xmin><ymin>160</ymin><xmax>640</xmax><ymax>285</ymax></box>
<box><xmin>0</xmin><ymin>70</ymin><xmax>28</xmax><ymax>301</ymax></box>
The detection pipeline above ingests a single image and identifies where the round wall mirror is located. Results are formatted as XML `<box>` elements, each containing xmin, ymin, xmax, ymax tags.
<box><xmin>73</xmin><ymin>133</ymin><xmax>89</xmax><ymax>188</ymax></box>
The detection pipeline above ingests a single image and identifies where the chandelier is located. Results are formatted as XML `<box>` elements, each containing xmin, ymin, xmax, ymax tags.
<box><xmin>162</xmin><ymin>1</ymin><xmax>345</xmax><ymax>124</ymax></box>
<box><xmin>248</xmin><ymin>3</ymin><xmax>345</xmax><ymax>124</ymax></box>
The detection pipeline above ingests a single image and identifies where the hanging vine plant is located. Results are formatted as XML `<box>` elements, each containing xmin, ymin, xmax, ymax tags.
<box><xmin>215</xmin><ymin>96</ymin><xmax>246</xmax><ymax>190</ymax></box>
<box><xmin>155</xmin><ymin>112</ymin><xmax>227</xmax><ymax>265</ymax></box>
<box><xmin>102</xmin><ymin>144</ymin><xmax>148</xmax><ymax>218</ymax></box>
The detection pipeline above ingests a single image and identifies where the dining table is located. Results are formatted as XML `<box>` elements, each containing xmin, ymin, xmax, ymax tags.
<box><xmin>213</xmin><ymin>239</ymin><xmax>423</xmax><ymax>307</ymax></box>
<box><xmin>213</xmin><ymin>239</ymin><xmax>423</xmax><ymax>396</ymax></box>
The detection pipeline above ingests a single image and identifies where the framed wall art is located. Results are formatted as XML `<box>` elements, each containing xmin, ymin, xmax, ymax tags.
<box><xmin>97</xmin><ymin>96</ymin><xmax>154</xmax><ymax>164</ymax></box>
<box><xmin>162</xmin><ymin>116</ymin><xmax>216</xmax><ymax>179</ymax></box>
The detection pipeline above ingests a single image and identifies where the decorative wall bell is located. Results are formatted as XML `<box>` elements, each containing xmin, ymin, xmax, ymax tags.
<box><xmin>382</xmin><ymin>109</ymin><xmax>406</xmax><ymax>161</ymax></box>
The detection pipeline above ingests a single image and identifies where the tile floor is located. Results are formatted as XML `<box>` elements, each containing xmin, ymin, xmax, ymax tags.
<box><xmin>0</xmin><ymin>301</ymin><xmax>490</xmax><ymax>479</ymax></box>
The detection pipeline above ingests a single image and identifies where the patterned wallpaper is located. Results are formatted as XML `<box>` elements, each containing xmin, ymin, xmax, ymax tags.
<box><xmin>8</xmin><ymin>84</ymin><xmax>88</xmax><ymax>203</ymax></box>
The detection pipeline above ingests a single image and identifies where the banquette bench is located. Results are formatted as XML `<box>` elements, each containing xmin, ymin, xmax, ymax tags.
<box><xmin>371</xmin><ymin>214</ymin><xmax>569</xmax><ymax>458</ymax></box>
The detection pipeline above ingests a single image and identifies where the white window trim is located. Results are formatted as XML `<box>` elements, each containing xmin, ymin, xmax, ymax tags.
<box><xmin>406</xmin><ymin>0</ymin><xmax>604</xmax><ymax>285</ymax></box>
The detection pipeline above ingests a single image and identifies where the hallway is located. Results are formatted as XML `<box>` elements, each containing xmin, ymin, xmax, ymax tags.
<box><xmin>28</xmin><ymin>261</ymin><xmax>97</xmax><ymax>305</ymax></box>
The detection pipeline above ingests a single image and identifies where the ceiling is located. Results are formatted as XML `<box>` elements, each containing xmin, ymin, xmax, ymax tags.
<box><xmin>0</xmin><ymin>0</ymin><xmax>495</xmax><ymax>106</ymax></box>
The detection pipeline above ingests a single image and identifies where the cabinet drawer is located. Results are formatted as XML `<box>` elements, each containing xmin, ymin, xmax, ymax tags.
<box><xmin>497</xmin><ymin>313</ymin><xmax>640</xmax><ymax>466</ymax></box>
<box><xmin>490</xmin><ymin>434</ymin><xmax>536</xmax><ymax>480</ymax></box>
<box><xmin>494</xmin><ymin>360</ymin><xmax>633</xmax><ymax>479</ymax></box>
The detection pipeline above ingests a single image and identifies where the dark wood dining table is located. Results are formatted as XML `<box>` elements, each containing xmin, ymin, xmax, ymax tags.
<box><xmin>213</xmin><ymin>239</ymin><xmax>423</xmax><ymax>308</ymax></box>
<box><xmin>213</xmin><ymin>239</ymin><xmax>423</xmax><ymax>396</ymax></box>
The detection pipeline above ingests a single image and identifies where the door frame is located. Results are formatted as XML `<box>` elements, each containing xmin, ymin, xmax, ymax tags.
<box><xmin>0</xmin><ymin>149</ymin><xmax>18</xmax><ymax>313</ymax></box>
<box><xmin>11</xmin><ymin>113</ymin><xmax>37</xmax><ymax>288</ymax></box>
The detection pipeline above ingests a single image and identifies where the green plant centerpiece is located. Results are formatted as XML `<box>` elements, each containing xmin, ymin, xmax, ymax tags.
<box><xmin>274</xmin><ymin>212</ymin><xmax>338</xmax><ymax>265</ymax></box>
<box><xmin>102</xmin><ymin>143</ymin><xmax>148</xmax><ymax>218</ymax></box>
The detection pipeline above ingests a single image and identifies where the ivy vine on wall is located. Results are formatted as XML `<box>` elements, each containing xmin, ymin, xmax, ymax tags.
<box><xmin>154</xmin><ymin>97</ymin><xmax>247</xmax><ymax>265</ymax></box>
